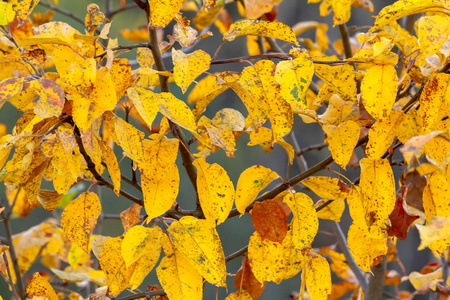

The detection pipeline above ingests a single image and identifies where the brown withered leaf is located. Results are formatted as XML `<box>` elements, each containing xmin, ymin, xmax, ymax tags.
<box><xmin>120</xmin><ymin>203</ymin><xmax>143</xmax><ymax>233</ymax></box>
<box><xmin>402</xmin><ymin>169</ymin><xmax>426</xmax><ymax>211</ymax></box>
<box><xmin>387</xmin><ymin>195</ymin><xmax>419</xmax><ymax>240</ymax></box>
<box><xmin>234</xmin><ymin>256</ymin><xmax>266</xmax><ymax>299</ymax></box>
<box><xmin>251</xmin><ymin>199</ymin><xmax>288</xmax><ymax>243</ymax></box>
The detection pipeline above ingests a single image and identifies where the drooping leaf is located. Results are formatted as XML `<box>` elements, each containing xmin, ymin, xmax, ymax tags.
<box><xmin>26</xmin><ymin>272</ymin><xmax>58</xmax><ymax>300</ymax></box>
<box><xmin>328</xmin><ymin>0</ymin><xmax>353</xmax><ymax>26</ymax></box>
<box><xmin>61</xmin><ymin>191</ymin><xmax>101</xmax><ymax>253</ymax></box>
<box><xmin>386</xmin><ymin>196</ymin><xmax>419</xmax><ymax>240</ymax></box>
<box><xmin>283</xmin><ymin>193</ymin><xmax>318</xmax><ymax>251</ymax></box>
<box><xmin>193</xmin><ymin>158</ymin><xmax>234</xmax><ymax>225</ymax></box>
<box><xmin>167</xmin><ymin>216</ymin><xmax>227</xmax><ymax>287</ymax></box>
<box><xmin>224</xmin><ymin>291</ymin><xmax>253</xmax><ymax>300</ymax></box>
<box><xmin>172</xmin><ymin>49</ymin><xmax>211</xmax><ymax>94</ymax></box>
<box><xmin>223</xmin><ymin>19</ymin><xmax>297</xmax><ymax>44</ymax></box>
<box><xmin>235</xmin><ymin>165</ymin><xmax>279</xmax><ymax>214</ymax></box>
<box><xmin>100</xmin><ymin>141</ymin><xmax>121</xmax><ymax>196</ymax></box>
<box><xmin>305</xmin><ymin>251</ymin><xmax>332</xmax><ymax>300</ymax></box>
<box><xmin>234</xmin><ymin>256</ymin><xmax>266</xmax><ymax>299</ymax></box>
<box><xmin>361</xmin><ymin>64</ymin><xmax>398</xmax><ymax>120</ymax></box>
<box><xmin>322</xmin><ymin>120</ymin><xmax>360</xmax><ymax>169</ymax></box>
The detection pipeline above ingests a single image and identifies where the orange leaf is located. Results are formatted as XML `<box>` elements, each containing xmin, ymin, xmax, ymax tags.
<box><xmin>234</xmin><ymin>256</ymin><xmax>266</xmax><ymax>299</ymax></box>
<box><xmin>252</xmin><ymin>200</ymin><xmax>288</xmax><ymax>243</ymax></box>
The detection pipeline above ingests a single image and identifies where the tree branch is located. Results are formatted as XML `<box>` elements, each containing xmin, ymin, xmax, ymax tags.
<box><xmin>225</xmin><ymin>246</ymin><xmax>248</xmax><ymax>263</ymax></box>
<box><xmin>365</xmin><ymin>256</ymin><xmax>387</xmax><ymax>299</ymax></box>
<box><xmin>116</xmin><ymin>289</ymin><xmax>166</xmax><ymax>300</ymax></box>
<box><xmin>94</xmin><ymin>42</ymin><xmax>152</xmax><ymax>59</ymax></box>
<box><xmin>338</xmin><ymin>23</ymin><xmax>353</xmax><ymax>60</ymax></box>
<box><xmin>38</xmin><ymin>1</ymin><xmax>86</xmax><ymax>27</ymax></box>
<box><xmin>107</xmin><ymin>3</ymin><xmax>138</xmax><ymax>19</ymax></box>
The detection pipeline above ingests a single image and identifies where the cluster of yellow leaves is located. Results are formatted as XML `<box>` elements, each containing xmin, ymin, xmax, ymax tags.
<box><xmin>2</xmin><ymin>0</ymin><xmax>450</xmax><ymax>299</ymax></box>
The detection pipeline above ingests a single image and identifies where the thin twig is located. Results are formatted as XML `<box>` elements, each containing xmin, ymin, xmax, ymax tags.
<box><xmin>94</xmin><ymin>42</ymin><xmax>151</xmax><ymax>59</ymax></box>
<box><xmin>296</xmin><ymin>143</ymin><xmax>328</xmax><ymax>157</ymax></box>
<box><xmin>225</xmin><ymin>246</ymin><xmax>248</xmax><ymax>263</ymax></box>
<box><xmin>330</xmin><ymin>221</ymin><xmax>368</xmax><ymax>291</ymax></box>
<box><xmin>1</xmin><ymin>207</ymin><xmax>26</xmax><ymax>300</ymax></box>
<box><xmin>38</xmin><ymin>1</ymin><xmax>86</xmax><ymax>27</ymax></box>
<box><xmin>3</xmin><ymin>252</ymin><xmax>19</xmax><ymax>300</ymax></box>
<box><xmin>107</xmin><ymin>2</ymin><xmax>138</xmax><ymax>19</ymax></box>
<box><xmin>116</xmin><ymin>289</ymin><xmax>166</xmax><ymax>300</ymax></box>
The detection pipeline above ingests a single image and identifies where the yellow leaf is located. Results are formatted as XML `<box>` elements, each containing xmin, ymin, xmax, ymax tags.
<box><xmin>121</xmin><ymin>225</ymin><xmax>162</xmax><ymax>267</ymax></box>
<box><xmin>142</xmin><ymin>163</ymin><xmax>179</xmax><ymax>221</ymax></box>
<box><xmin>423</xmin><ymin>119</ymin><xmax>450</xmax><ymax>164</ymax></box>
<box><xmin>305</xmin><ymin>252</ymin><xmax>332</xmax><ymax>300</ymax></box>
<box><xmin>110</xmin><ymin>58</ymin><xmax>131</xmax><ymax>100</ymax></box>
<box><xmin>158</xmin><ymin>92</ymin><xmax>198</xmax><ymax>134</ymax></box>
<box><xmin>418</xmin><ymin>15</ymin><xmax>450</xmax><ymax>59</ymax></box>
<box><xmin>172</xmin><ymin>49</ymin><xmax>211</xmax><ymax>93</ymax></box>
<box><xmin>167</xmin><ymin>216</ymin><xmax>227</xmax><ymax>287</ymax></box>
<box><xmin>223</xmin><ymin>19</ymin><xmax>297</xmax><ymax>44</ymax></box>
<box><xmin>418</xmin><ymin>73</ymin><xmax>450</xmax><ymax>133</ymax></box>
<box><xmin>31</xmin><ymin>78</ymin><xmax>65</xmax><ymax>119</ymax></box>
<box><xmin>314</xmin><ymin>59</ymin><xmax>357</xmax><ymax>103</ymax></box>
<box><xmin>0</xmin><ymin>77</ymin><xmax>23</xmax><ymax>109</ymax></box>
<box><xmin>104</xmin><ymin>111</ymin><xmax>145</xmax><ymax>163</ymax></box>
<box><xmin>198</xmin><ymin>116</ymin><xmax>237</xmax><ymax>157</ymax></box>
<box><xmin>248</xmin><ymin>230</ymin><xmax>305</xmax><ymax>284</ymax></box>
<box><xmin>275</xmin><ymin>56</ymin><xmax>314</xmax><ymax>112</ymax></box>
<box><xmin>149</xmin><ymin>0</ymin><xmax>183</xmax><ymax>28</ymax></box>
<box><xmin>409</xmin><ymin>268</ymin><xmax>442</xmax><ymax>291</ymax></box>
<box><xmin>37</xmin><ymin>189</ymin><xmax>62</xmax><ymax>212</ymax></box>
<box><xmin>189</xmin><ymin>72</ymin><xmax>233</xmax><ymax>119</ymax></box>
<box><xmin>416</xmin><ymin>216</ymin><xmax>450</xmax><ymax>251</ymax></box>
<box><xmin>400</xmin><ymin>131</ymin><xmax>445</xmax><ymax>165</ymax></box>
<box><xmin>366</xmin><ymin>110</ymin><xmax>404</xmax><ymax>158</ymax></box>
<box><xmin>100</xmin><ymin>237</ymin><xmax>136</xmax><ymax>296</ymax></box>
<box><xmin>283</xmin><ymin>193</ymin><xmax>319</xmax><ymax>251</ymax></box>
<box><xmin>100</xmin><ymin>141</ymin><xmax>121</xmax><ymax>196</ymax></box>
<box><xmin>319</xmin><ymin>94</ymin><xmax>360</xmax><ymax>126</ymax></box>
<box><xmin>10</xmin><ymin>0</ymin><xmax>39</xmax><ymax>27</ymax></box>
<box><xmin>0</xmin><ymin>1</ymin><xmax>14</xmax><ymax>26</ymax></box>
<box><xmin>346</xmin><ymin>186</ymin><xmax>366</xmax><ymax>228</ymax></box>
<box><xmin>347</xmin><ymin>224</ymin><xmax>387</xmax><ymax>272</ymax></box>
<box><xmin>235</xmin><ymin>165</ymin><xmax>279</xmax><ymax>214</ymax></box>
<box><xmin>360</xmin><ymin>158</ymin><xmax>396</xmax><ymax>228</ymax></box>
<box><xmin>329</xmin><ymin>0</ymin><xmax>353</xmax><ymax>26</ymax></box>
<box><xmin>322</xmin><ymin>120</ymin><xmax>360</xmax><ymax>169</ymax></box>
<box><xmin>193</xmin><ymin>158</ymin><xmax>235</xmax><ymax>225</ymax></box>
<box><xmin>61</xmin><ymin>192</ymin><xmax>101</xmax><ymax>253</ymax></box>
<box><xmin>127</xmin><ymin>87</ymin><xmax>159</xmax><ymax>128</ymax></box>
<box><xmin>423</xmin><ymin>172</ymin><xmax>450</xmax><ymax>222</ymax></box>
<box><xmin>224</xmin><ymin>290</ymin><xmax>253</xmax><ymax>300</ymax></box>
<box><xmin>193</xmin><ymin>4</ymin><xmax>224</xmax><ymax>31</ymax></box>
<box><xmin>315</xmin><ymin>198</ymin><xmax>346</xmax><ymax>222</ymax></box>
<box><xmin>26</xmin><ymin>272</ymin><xmax>58</xmax><ymax>300</ymax></box>
<box><xmin>302</xmin><ymin>176</ymin><xmax>349</xmax><ymax>200</ymax></box>
<box><xmin>371</xmin><ymin>0</ymin><xmax>449</xmax><ymax>32</ymax></box>
<box><xmin>157</xmin><ymin>239</ymin><xmax>203</xmax><ymax>300</ymax></box>
<box><xmin>361</xmin><ymin>64</ymin><xmax>397</xmax><ymax>120</ymax></box>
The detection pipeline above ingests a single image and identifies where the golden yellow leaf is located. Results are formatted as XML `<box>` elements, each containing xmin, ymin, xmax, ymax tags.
<box><xmin>347</xmin><ymin>224</ymin><xmax>387</xmax><ymax>272</ymax></box>
<box><xmin>37</xmin><ymin>189</ymin><xmax>62</xmax><ymax>212</ymax></box>
<box><xmin>302</xmin><ymin>176</ymin><xmax>349</xmax><ymax>200</ymax></box>
<box><xmin>400</xmin><ymin>131</ymin><xmax>445</xmax><ymax>165</ymax></box>
<box><xmin>26</xmin><ymin>272</ymin><xmax>58</xmax><ymax>300</ymax></box>
<box><xmin>193</xmin><ymin>4</ymin><xmax>224</xmax><ymax>31</ymax></box>
<box><xmin>275</xmin><ymin>56</ymin><xmax>314</xmax><ymax>112</ymax></box>
<box><xmin>104</xmin><ymin>111</ymin><xmax>145</xmax><ymax>163</ymax></box>
<box><xmin>61</xmin><ymin>191</ymin><xmax>101</xmax><ymax>253</ymax></box>
<box><xmin>0</xmin><ymin>77</ymin><xmax>23</xmax><ymax>109</ymax></box>
<box><xmin>167</xmin><ymin>216</ymin><xmax>227</xmax><ymax>287</ymax></box>
<box><xmin>0</xmin><ymin>2</ymin><xmax>14</xmax><ymax>26</ymax></box>
<box><xmin>315</xmin><ymin>198</ymin><xmax>346</xmax><ymax>222</ymax></box>
<box><xmin>149</xmin><ymin>0</ymin><xmax>183</xmax><ymax>28</ymax></box>
<box><xmin>423</xmin><ymin>119</ymin><xmax>450</xmax><ymax>164</ymax></box>
<box><xmin>142</xmin><ymin>163</ymin><xmax>179</xmax><ymax>222</ymax></box>
<box><xmin>198</xmin><ymin>116</ymin><xmax>237</xmax><ymax>157</ymax></box>
<box><xmin>127</xmin><ymin>87</ymin><xmax>159</xmax><ymax>128</ymax></box>
<box><xmin>193</xmin><ymin>158</ymin><xmax>234</xmax><ymax>225</ymax></box>
<box><xmin>224</xmin><ymin>290</ymin><xmax>253</xmax><ymax>300</ymax></box>
<box><xmin>366</xmin><ymin>110</ymin><xmax>404</xmax><ymax>158</ymax></box>
<box><xmin>157</xmin><ymin>237</ymin><xmax>203</xmax><ymax>300</ymax></box>
<box><xmin>305</xmin><ymin>251</ymin><xmax>331</xmax><ymax>300</ymax></box>
<box><xmin>67</xmin><ymin>244</ymin><xmax>90</xmax><ymax>269</ymax></box>
<box><xmin>189</xmin><ymin>72</ymin><xmax>232</xmax><ymax>118</ymax></box>
<box><xmin>110</xmin><ymin>58</ymin><xmax>131</xmax><ymax>100</ymax></box>
<box><xmin>319</xmin><ymin>94</ymin><xmax>360</xmax><ymax>126</ymax></box>
<box><xmin>418</xmin><ymin>15</ymin><xmax>450</xmax><ymax>59</ymax></box>
<box><xmin>361</xmin><ymin>64</ymin><xmax>397</xmax><ymax>120</ymax></box>
<box><xmin>360</xmin><ymin>158</ymin><xmax>396</xmax><ymax>228</ymax></box>
<box><xmin>418</xmin><ymin>73</ymin><xmax>450</xmax><ymax>133</ymax></box>
<box><xmin>247</xmin><ymin>127</ymin><xmax>295</xmax><ymax>164</ymax></box>
<box><xmin>223</xmin><ymin>19</ymin><xmax>297</xmax><ymax>44</ymax></box>
<box><xmin>158</xmin><ymin>92</ymin><xmax>198</xmax><ymax>134</ymax></box>
<box><xmin>423</xmin><ymin>172</ymin><xmax>450</xmax><ymax>223</ymax></box>
<box><xmin>31</xmin><ymin>78</ymin><xmax>65</xmax><ymax>118</ymax></box>
<box><xmin>172</xmin><ymin>49</ymin><xmax>211</xmax><ymax>93</ymax></box>
<box><xmin>322</xmin><ymin>120</ymin><xmax>360</xmax><ymax>169</ymax></box>
<box><xmin>100</xmin><ymin>237</ymin><xmax>136</xmax><ymax>296</ymax></box>
<box><xmin>416</xmin><ymin>216</ymin><xmax>450</xmax><ymax>251</ymax></box>
<box><xmin>235</xmin><ymin>165</ymin><xmax>280</xmax><ymax>214</ymax></box>
<box><xmin>371</xmin><ymin>0</ymin><xmax>449</xmax><ymax>32</ymax></box>
<box><xmin>121</xmin><ymin>225</ymin><xmax>162</xmax><ymax>267</ymax></box>
<box><xmin>314</xmin><ymin>59</ymin><xmax>357</xmax><ymax>103</ymax></box>
<box><xmin>283</xmin><ymin>193</ymin><xmax>319</xmax><ymax>250</ymax></box>
<box><xmin>248</xmin><ymin>230</ymin><xmax>305</xmax><ymax>284</ymax></box>
<box><xmin>329</xmin><ymin>0</ymin><xmax>353</xmax><ymax>26</ymax></box>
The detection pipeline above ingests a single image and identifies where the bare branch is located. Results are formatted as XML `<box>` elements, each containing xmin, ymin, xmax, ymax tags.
<box><xmin>38</xmin><ymin>1</ymin><xmax>86</xmax><ymax>27</ymax></box>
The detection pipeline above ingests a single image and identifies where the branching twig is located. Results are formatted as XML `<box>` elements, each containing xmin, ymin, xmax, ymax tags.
<box><xmin>38</xmin><ymin>1</ymin><xmax>86</xmax><ymax>27</ymax></box>
<box><xmin>1</xmin><ymin>207</ymin><xmax>26</xmax><ymax>300</ymax></box>
<box><xmin>2</xmin><ymin>252</ymin><xmax>19</xmax><ymax>300</ymax></box>
<box><xmin>225</xmin><ymin>246</ymin><xmax>248</xmax><ymax>263</ymax></box>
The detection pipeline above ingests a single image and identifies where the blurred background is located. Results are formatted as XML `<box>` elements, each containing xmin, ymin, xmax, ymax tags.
<box><xmin>0</xmin><ymin>0</ymin><xmax>434</xmax><ymax>299</ymax></box>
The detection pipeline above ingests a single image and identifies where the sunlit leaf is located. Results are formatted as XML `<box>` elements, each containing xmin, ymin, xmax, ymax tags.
<box><xmin>61</xmin><ymin>191</ymin><xmax>101</xmax><ymax>253</ymax></box>
<box><xmin>223</xmin><ymin>19</ymin><xmax>297</xmax><ymax>44</ymax></box>
<box><xmin>305</xmin><ymin>251</ymin><xmax>332</xmax><ymax>300</ymax></box>
<box><xmin>172</xmin><ymin>49</ymin><xmax>211</xmax><ymax>94</ymax></box>
<box><xmin>26</xmin><ymin>272</ymin><xmax>58</xmax><ymax>300</ymax></box>
<box><xmin>0</xmin><ymin>77</ymin><xmax>23</xmax><ymax>109</ymax></box>
<box><xmin>149</xmin><ymin>0</ymin><xmax>184</xmax><ymax>28</ymax></box>
<box><xmin>416</xmin><ymin>216</ymin><xmax>450</xmax><ymax>250</ymax></box>
<box><xmin>235</xmin><ymin>165</ymin><xmax>279</xmax><ymax>214</ymax></box>
<box><xmin>167</xmin><ymin>216</ymin><xmax>227</xmax><ymax>287</ymax></box>
<box><xmin>323</xmin><ymin>120</ymin><xmax>360</xmax><ymax>169</ymax></box>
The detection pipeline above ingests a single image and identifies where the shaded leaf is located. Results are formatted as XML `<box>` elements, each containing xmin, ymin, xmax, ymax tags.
<box><xmin>416</xmin><ymin>216</ymin><xmax>450</xmax><ymax>250</ymax></box>
<box><xmin>234</xmin><ymin>256</ymin><xmax>266</xmax><ymax>299</ymax></box>
<box><xmin>387</xmin><ymin>196</ymin><xmax>419</xmax><ymax>240</ymax></box>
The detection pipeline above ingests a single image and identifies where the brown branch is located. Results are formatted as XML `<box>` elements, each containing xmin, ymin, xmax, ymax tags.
<box><xmin>338</xmin><ymin>23</ymin><xmax>353</xmax><ymax>60</ymax></box>
<box><xmin>1</xmin><ymin>207</ymin><xmax>26</xmax><ymax>300</ymax></box>
<box><xmin>296</xmin><ymin>143</ymin><xmax>328</xmax><ymax>157</ymax></box>
<box><xmin>107</xmin><ymin>3</ymin><xmax>138</xmax><ymax>19</ymax></box>
<box><xmin>2</xmin><ymin>251</ymin><xmax>19</xmax><ymax>300</ymax></box>
<box><xmin>94</xmin><ymin>42</ymin><xmax>152</xmax><ymax>59</ymax></box>
<box><xmin>225</xmin><ymin>246</ymin><xmax>248</xmax><ymax>263</ymax></box>
<box><xmin>116</xmin><ymin>289</ymin><xmax>166</xmax><ymax>300</ymax></box>
<box><xmin>365</xmin><ymin>256</ymin><xmax>387</xmax><ymax>299</ymax></box>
